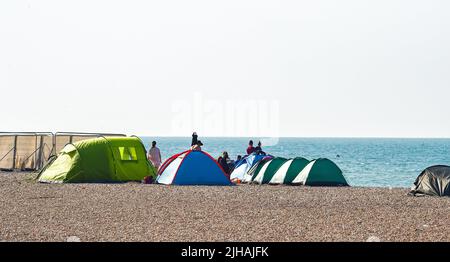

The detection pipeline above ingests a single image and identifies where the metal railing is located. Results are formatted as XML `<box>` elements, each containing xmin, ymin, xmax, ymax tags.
<box><xmin>0</xmin><ymin>132</ymin><xmax>53</xmax><ymax>171</ymax></box>
<box><xmin>0</xmin><ymin>132</ymin><xmax>126</xmax><ymax>171</ymax></box>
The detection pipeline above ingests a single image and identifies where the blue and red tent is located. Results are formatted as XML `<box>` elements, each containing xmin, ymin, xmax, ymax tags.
<box><xmin>156</xmin><ymin>150</ymin><xmax>232</xmax><ymax>185</ymax></box>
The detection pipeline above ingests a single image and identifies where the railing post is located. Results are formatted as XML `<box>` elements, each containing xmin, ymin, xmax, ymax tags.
<box><xmin>37</xmin><ymin>136</ymin><xmax>44</xmax><ymax>170</ymax></box>
<box><xmin>52</xmin><ymin>133</ymin><xmax>56</xmax><ymax>156</ymax></box>
<box><xmin>12</xmin><ymin>135</ymin><xmax>18</xmax><ymax>170</ymax></box>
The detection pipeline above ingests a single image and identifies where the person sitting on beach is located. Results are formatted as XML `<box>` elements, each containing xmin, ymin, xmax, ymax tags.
<box><xmin>191</xmin><ymin>140</ymin><xmax>203</xmax><ymax>151</ymax></box>
<box><xmin>147</xmin><ymin>141</ymin><xmax>162</xmax><ymax>169</ymax></box>
<box><xmin>246</xmin><ymin>140</ymin><xmax>255</xmax><ymax>155</ymax></box>
<box><xmin>255</xmin><ymin>141</ymin><xmax>266</xmax><ymax>155</ymax></box>
<box><xmin>219</xmin><ymin>151</ymin><xmax>230</xmax><ymax>174</ymax></box>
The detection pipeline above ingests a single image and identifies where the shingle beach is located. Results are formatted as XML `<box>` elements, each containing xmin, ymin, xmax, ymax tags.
<box><xmin>1</xmin><ymin>172</ymin><xmax>449</xmax><ymax>242</ymax></box>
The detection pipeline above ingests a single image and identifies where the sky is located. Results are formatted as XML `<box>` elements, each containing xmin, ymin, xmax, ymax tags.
<box><xmin>1</xmin><ymin>0</ymin><xmax>449</xmax><ymax>138</ymax></box>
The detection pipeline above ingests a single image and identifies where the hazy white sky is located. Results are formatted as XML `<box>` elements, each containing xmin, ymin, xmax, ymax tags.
<box><xmin>1</xmin><ymin>0</ymin><xmax>449</xmax><ymax>137</ymax></box>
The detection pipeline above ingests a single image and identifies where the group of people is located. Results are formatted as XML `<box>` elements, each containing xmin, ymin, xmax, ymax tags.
<box><xmin>217</xmin><ymin>140</ymin><xmax>265</xmax><ymax>175</ymax></box>
<box><xmin>246</xmin><ymin>140</ymin><xmax>265</xmax><ymax>155</ymax></box>
<box><xmin>146</xmin><ymin>132</ymin><xmax>265</xmax><ymax>176</ymax></box>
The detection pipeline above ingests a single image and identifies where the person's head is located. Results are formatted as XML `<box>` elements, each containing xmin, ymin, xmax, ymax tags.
<box><xmin>258</xmin><ymin>141</ymin><xmax>262</xmax><ymax>147</ymax></box>
<box><xmin>151</xmin><ymin>141</ymin><xmax>156</xmax><ymax>147</ymax></box>
<box><xmin>222</xmin><ymin>151</ymin><xmax>228</xmax><ymax>159</ymax></box>
<box><xmin>237</xmin><ymin>155</ymin><xmax>242</xmax><ymax>160</ymax></box>
<box><xmin>197</xmin><ymin>140</ymin><xmax>203</xmax><ymax>146</ymax></box>
<box><xmin>249</xmin><ymin>140</ymin><xmax>253</xmax><ymax>146</ymax></box>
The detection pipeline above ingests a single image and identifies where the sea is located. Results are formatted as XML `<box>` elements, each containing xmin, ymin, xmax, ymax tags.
<box><xmin>140</xmin><ymin>137</ymin><xmax>450</xmax><ymax>188</ymax></box>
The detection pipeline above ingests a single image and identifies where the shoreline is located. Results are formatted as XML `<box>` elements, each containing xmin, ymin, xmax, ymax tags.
<box><xmin>1</xmin><ymin>172</ymin><xmax>449</xmax><ymax>242</ymax></box>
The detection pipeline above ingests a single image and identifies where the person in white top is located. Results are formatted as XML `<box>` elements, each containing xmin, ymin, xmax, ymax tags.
<box><xmin>147</xmin><ymin>141</ymin><xmax>162</xmax><ymax>169</ymax></box>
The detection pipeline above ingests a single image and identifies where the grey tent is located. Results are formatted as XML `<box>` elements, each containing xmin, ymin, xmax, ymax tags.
<box><xmin>409</xmin><ymin>165</ymin><xmax>450</xmax><ymax>197</ymax></box>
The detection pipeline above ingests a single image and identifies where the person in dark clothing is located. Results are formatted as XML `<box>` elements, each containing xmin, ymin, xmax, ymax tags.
<box><xmin>233</xmin><ymin>155</ymin><xmax>243</xmax><ymax>169</ymax></box>
<box><xmin>191</xmin><ymin>132</ymin><xmax>198</xmax><ymax>146</ymax></box>
<box><xmin>255</xmin><ymin>141</ymin><xmax>262</xmax><ymax>152</ymax></box>
<box><xmin>246</xmin><ymin>140</ymin><xmax>255</xmax><ymax>155</ymax></box>
<box><xmin>191</xmin><ymin>140</ymin><xmax>203</xmax><ymax>151</ymax></box>
<box><xmin>255</xmin><ymin>141</ymin><xmax>265</xmax><ymax>155</ymax></box>
<box><xmin>219</xmin><ymin>151</ymin><xmax>230</xmax><ymax>174</ymax></box>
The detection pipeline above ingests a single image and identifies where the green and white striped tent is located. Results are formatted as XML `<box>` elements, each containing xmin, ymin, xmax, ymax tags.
<box><xmin>290</xmin><ymin>158</ymin><xmax>348</xmax><ymax>186</ymax></box>
<box><xmin>251</xmin><ymin>157</ymin><xmax>349</xmax><ymax>186</ymax></box>
<box><xmin>268</xmin><ymin>157</ymin><xmax>310</xmax><ymax>184</ymax></box>
<box><xmin>252</xmin><ymin>157</ymin><xmax>288</xmax><ymax>184</ymax></box>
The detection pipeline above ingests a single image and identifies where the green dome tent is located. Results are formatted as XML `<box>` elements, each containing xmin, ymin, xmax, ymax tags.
<box><xmin>268</xmin><ymin>157</ymin><xmax>310</xmax><ymax>184</ymax></box>
<box><xmin>252</xmin><ymin>157</ymin><xmax>288</xmax><ymax>184</ymax></box>
<box><xmin>291</xmin><ymin>158</ymin><xmax>348</xmax><ymax>186</ymax></box>
<box><xmin>38</xmin><ymin>137</ymin><xmax>156</xmax><ymax>183</ymax></box>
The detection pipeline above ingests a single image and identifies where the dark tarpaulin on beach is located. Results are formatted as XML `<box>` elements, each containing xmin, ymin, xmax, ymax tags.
<box><xmin>409</xmin><ymin>165</ymin><xmax>450</xmax><ymax>197</ymax></box>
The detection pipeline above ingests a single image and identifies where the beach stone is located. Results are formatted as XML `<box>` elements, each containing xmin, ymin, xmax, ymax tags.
<box><xmin>66</xmin><ymin>236</ymin><xmax>81</xmax><ymax>242</ymax></box>
<box><xmin>366</xmin><ymin>236</ymin><xmax>381</xmax><ymax>242</ymax></box>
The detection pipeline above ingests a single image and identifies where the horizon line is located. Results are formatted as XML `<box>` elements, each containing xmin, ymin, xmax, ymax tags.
<box><xmin>2</xmin><ymin>131</ymin><xmax>449</xmax><ymax>139</ymax></box>
<box><xmin>136</xmin><ymin>135</ymin><xmax>450</xmax><ymax>139</ymax></box>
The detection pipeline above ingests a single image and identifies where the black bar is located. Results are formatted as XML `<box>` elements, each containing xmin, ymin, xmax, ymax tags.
<box><xmin>0</xmin><ymin>242</ymin><xmax>448</xmax><ymax>260</ymax></box>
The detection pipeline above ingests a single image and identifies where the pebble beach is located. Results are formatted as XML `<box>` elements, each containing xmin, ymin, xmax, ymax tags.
<box><xmin>1</xmin><ymin>171</ymin><xmax>449</xmax><ymax>242</ymax></box>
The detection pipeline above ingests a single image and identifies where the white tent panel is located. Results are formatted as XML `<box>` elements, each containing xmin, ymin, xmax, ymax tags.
<box><xmin>230</xmin><ymin>163</ymin><xmax>248</xmax><ymax>180</ymax></box>
<box><xmin>156</xmin><ymin>155</ymin><xmax>184</xmax><ymax>185</ymax></box>
<box><xmin>252</xmin><ymin>160</ymin><xmax>272</xmax><ymax>184</ymax></box>
<box><xmin>269</xmin><ymin>159</ymin><xmax>293</xmax><ymax>184</ymax></box>
<box><xmin>292</xmin><ymin>160</ymin><xmax>316</xmax><ymax>184</ymax></box>
<box><xmin>242</xmin><ymin>174</ymin><xmax>253</xmax><ymax>183</ymax></box>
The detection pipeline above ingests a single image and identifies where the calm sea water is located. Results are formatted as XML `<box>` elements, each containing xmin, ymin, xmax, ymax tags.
<box><xmin>140</xmin><ymin>137</ymin><xmax>450</xmax><ymax>188</ymax></box>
